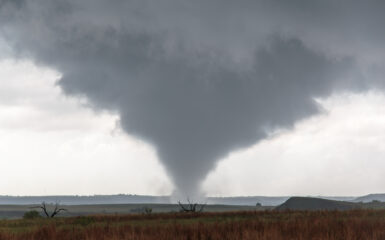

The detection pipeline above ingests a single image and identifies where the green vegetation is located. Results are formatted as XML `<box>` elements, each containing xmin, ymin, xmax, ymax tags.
<box><xmin>22</xmin><ymin>211</ymin><xmax>41</xmax><ymax>220</ymax></box>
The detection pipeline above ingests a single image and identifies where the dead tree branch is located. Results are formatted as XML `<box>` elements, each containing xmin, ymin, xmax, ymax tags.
<box><xmin>31</xmin><ymin>202</ymin><xmax>67</xmax><ymax>218</ymax></box>
<box><xmin>178</xmin><ymin>198</ymin><xmax>206</xmax><ymax>213</ymax></box>
<box><xmin>50</xmin><ymin>203</ymin><xmax>67</xmax><ymax>218</ymax></box>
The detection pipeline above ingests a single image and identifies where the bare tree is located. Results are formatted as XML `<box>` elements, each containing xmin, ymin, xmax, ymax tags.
<box><xmin>178</xmin><ymin>198</ymin><xmax>206</xmax><ymax>213</ymax></box>
<box><xmin>32</xmin><ymin>202</ymin><xmax>67</xmax><ymax>218</ymax></box>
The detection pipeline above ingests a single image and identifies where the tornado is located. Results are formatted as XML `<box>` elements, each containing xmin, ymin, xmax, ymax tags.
<box><xmin>1</xmin><ymin>0</ymin><xmax>384</xmax><ymax>199</ymax></box>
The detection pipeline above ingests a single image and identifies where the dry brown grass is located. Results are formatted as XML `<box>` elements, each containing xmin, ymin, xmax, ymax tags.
<box><xmin>0</xmin><ymin>210</ymin><xmax>384</xmax><ymax>240</ymax></box>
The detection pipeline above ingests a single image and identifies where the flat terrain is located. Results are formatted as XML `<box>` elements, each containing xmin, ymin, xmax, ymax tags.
<box><xmin>0</xmin><ymin>210</ymin><xmax>384</xmax><ymax>239</ymax></box>
<box><xmin>0</xmin><ymin>195</ymin><xmax>290</xmax><ymax>206</ymax></box>
<box><xmin>2</xmin><ymin>196</ymin><xmax>385</xmax><ymax>219</ymax></box>
<box><xmin>0</xmin><ymin>204</ymin><xmax>262</xmax><ymax>219</ymax></box>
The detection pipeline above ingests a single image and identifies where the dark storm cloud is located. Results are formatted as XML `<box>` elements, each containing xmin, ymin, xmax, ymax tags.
<box><xmin>0</xmin><ymin>0</ymin><xmax>384</xmax><ymax>197</ymax></box>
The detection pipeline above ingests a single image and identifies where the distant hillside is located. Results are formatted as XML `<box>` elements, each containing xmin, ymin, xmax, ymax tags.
<box><xmin>353</xmin><ymin>194</ymin><xmax>385</xmax><ymax>203</ymax></box>
<box><xmin>316</xmin><ymin>196</ymin><xmax>356</xmax><ymax>201</ymax></box>
<box><xmin>276</xmin><ymin>197</ymin><xmax>359</xmax><ymax>211</ymax></box>
<box><xmin>1</xmin><ymin>194</ymin><xmax>383</xmax><ymax>207</ymax></box>
<box><xmin>0</xmin><ymin>195</ymin><xmax>170</xmax><ymax>205</ymax></box>
<box><xmin>0</xmin><ymin>195</ymin><xmax>289</xmax><ymax>206</ymax></box>
<box><xmin>207</xmin><ymin>196</ymin><xmax>290</xmax><ymax>206</ymax></box>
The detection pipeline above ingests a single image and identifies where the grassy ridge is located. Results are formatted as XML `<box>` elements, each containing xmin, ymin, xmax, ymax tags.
<box><xmin>275</xmin><ymin>197</ymin><xmax>385</xmax><ymax>211</ymax></box>
<box><xmin>0</xmin><ymin>210</ymin><xmax>384</xmax><ymax>239</ymax></box>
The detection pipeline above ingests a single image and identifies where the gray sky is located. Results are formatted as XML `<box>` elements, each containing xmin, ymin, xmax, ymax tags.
<box><xmin>0</xmin><ymin>0</ymin><xmax>384</xmax><ymax>197</ymax></box>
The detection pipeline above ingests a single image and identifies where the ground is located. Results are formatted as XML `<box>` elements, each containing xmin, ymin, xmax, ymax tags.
<box><xmin>0</xmin><ymin>209</ymin><xmax>384</xmax><ymax>239</ymax></box>
<box><xmin>0</xmin><ymin>204</ymin><xmax>263</xmax><ymax>219</ymax></box>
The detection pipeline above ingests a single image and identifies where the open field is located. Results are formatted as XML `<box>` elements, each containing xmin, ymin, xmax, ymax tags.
<box><xmin>1</xmin><ymin>196</ymin><xmax>385</xmax><ymax>219</ymax></box>
<box><xmin>0</xmin><ymin>210</ymin><xmax>384</xmax><ymax>240</ymax></box>
<box><xmin>0</xmin><ymin>204</ymin><xmax>262</xmax><ymax>219</ymax></box>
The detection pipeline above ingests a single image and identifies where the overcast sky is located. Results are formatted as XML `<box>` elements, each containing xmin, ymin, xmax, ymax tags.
<box><xmin>1</xmin><ymin>58</ymin><xmax>384</xmax><ymax>196</ymax></box>
<box><xmin>0</xmin><ymin>0</ymin><xmax>385</xmax><ymax>197</ymax></box>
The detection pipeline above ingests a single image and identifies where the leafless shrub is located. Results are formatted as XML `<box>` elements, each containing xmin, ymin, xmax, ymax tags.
<box><xmin>31</xmin><ymin>202</ymin><xmax>67</xmax><ymax>218</ymax></box>
<box><xmin>178</xmin><ymin>198</ymin><xmax>206</xmax><ymax>212</ymax></box>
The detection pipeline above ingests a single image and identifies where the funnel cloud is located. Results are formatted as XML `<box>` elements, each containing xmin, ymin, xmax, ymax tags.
<box><xmin>1</xmin><ymin>0</ymin><xmax>384</xmax><ymax>197</ymax></box>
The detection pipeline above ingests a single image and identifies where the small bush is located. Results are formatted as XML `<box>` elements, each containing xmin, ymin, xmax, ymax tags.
<box><xmin>23</xmin><ymin>210</ymin><xmax>42</xmax><ymax>219</ymax></box>
<box><xmin>144</xmin><ymin>207</ymin><xmax>153</xmax><ymax>214</ymax></box>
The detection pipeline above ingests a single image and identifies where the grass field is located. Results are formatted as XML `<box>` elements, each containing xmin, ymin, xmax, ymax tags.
<box><xmin>0</xmin><ymin>210</ymin><xmax>384</xmax><ymax>240</ymax></box>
